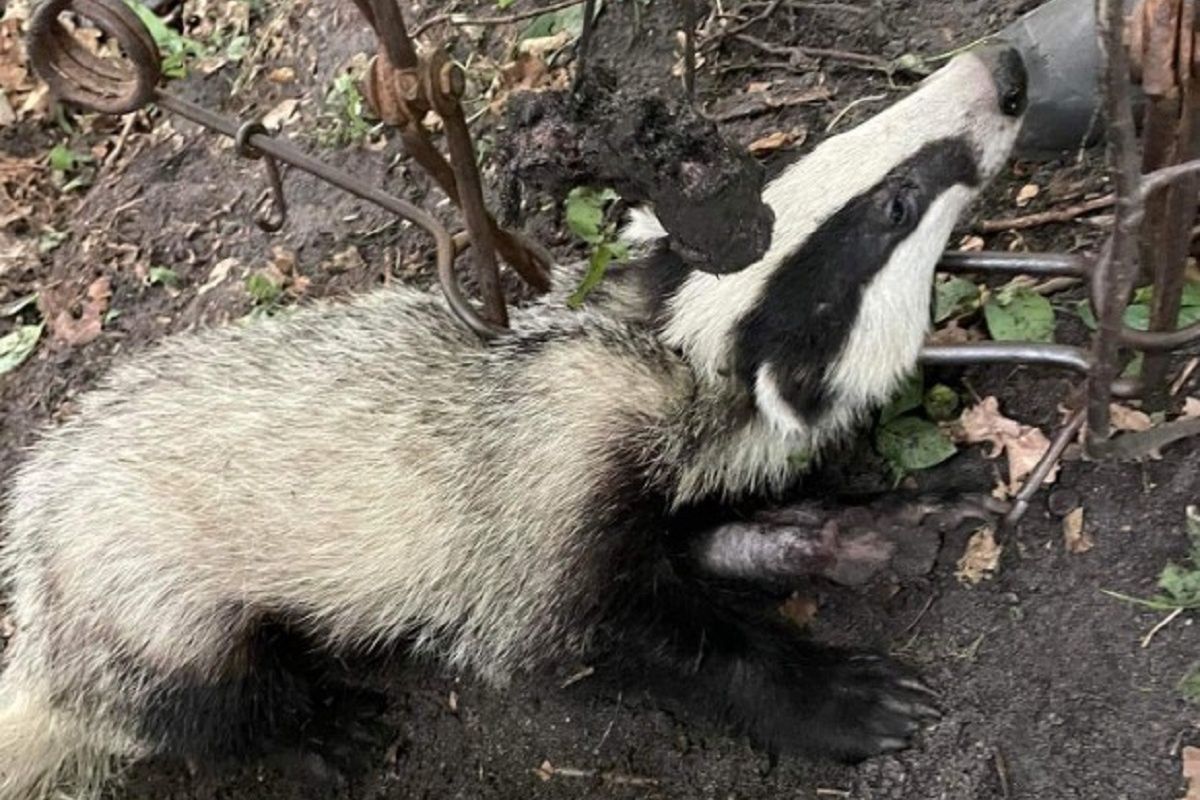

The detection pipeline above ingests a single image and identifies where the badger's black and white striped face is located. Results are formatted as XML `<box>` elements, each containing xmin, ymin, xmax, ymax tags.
<box><xmin>638</xmin><ymin>47</ymin><xmax>1025</xmax><ymax>442</ymax></box>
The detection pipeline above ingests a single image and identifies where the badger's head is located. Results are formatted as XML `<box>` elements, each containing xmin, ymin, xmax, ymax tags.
<box><xmin>639</xmin><ymin>46</ymin><xmax>1026</xmax><ymax>444</ymax></box>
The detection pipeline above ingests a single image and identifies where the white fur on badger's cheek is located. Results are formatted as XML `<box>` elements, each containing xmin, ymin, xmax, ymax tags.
<box><xmin>620</xmin><ymin>206</ymin><xmax>669</xmax><ymax>245</ymax></box>
<box><xmin>754</xmin><ymin>363</ymin><xmax>807</xmax><ymax>436</ymax></box>
<box><xmin>828</xmin><ymin>186</ymin><xmax>974</xmax><ymax>415</ymax></box>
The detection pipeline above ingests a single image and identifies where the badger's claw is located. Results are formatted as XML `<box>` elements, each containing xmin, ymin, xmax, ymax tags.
<box><xmin>739</xmin><ymin>651</ymin><xmax>940</xmax><ymax>763</ymax></box>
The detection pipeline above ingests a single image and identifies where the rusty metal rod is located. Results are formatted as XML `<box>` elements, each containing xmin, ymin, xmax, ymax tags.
<box><xmin>154</xmin><ymin>92</ymin><xmax>504</xmax><ymax>339</ymax></box>
<box><xmin>1003</xmin><ymin>406</ymin><xmax>1087</xmax><ymax>528</ymax></box>
<box><xmin>1087</xmin><ymin>0</ymin><xmax>1143</xmax><ymax>455</ymax></box>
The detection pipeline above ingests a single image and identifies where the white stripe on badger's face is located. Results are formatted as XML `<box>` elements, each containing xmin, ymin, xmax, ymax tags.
<box><xmin>659</xmin><ymin>50</ymin><xmax>1022</xmax><ymax>439</ymax></box>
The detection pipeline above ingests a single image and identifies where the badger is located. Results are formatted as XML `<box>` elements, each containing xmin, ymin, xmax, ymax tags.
<box><xmin>0</xmin><ymin>45</ymin><xmax>1026</xmax><ymax>799</ymax></box>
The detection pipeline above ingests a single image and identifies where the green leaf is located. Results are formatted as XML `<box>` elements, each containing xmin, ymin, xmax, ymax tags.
<box><xmin>984</xmin><ymin>286</ymin><xmax>1055</xmax><ymax>342</ymax></box>
<box><xmin>148</xmin><ymin>266</ymin><xmax>180</xmax><ymax>288</ymax></box>
<box><xmin>1121</xmin><ymin>352</ymin><xmax>1143</xmax><ymax>379</ymax></box>
<box><xmin>245</xmin><ymin>271</ymin><xmax>283</xmax><ymax>306</ymax></box>
<box><xmin>879</xmin><ymin>372</ymin><xmax>923</xmax><ymax>424</ymax></box>
<box><xmin>933</xmin><ymin>276</ymin><xmax>980</xmax><ymax>323</ymax></box>
<box><xmin>1158</xmin><ymin>562</ymin><xmax>1200</xmax><ymax>608</ymax></box>
<box><xmin>923</xmin><ymin>383</ymin><xmax>960</xmax><ymax>422</ymax></box>
<box><xmin>521</xmin><ymin>4</ymin><xmax>586</xmax><ymax>40</ymax></box>
<box><xmin>496</xmin><ymin>0</ymin><xmax>516</xmax><ymax>7</ymax></box>
<box><xmin>875</xmin><ymin>415</ymin><xmax>957</xmax><ymax>474</ymax></box>
<box><xmin>38</xmin><ymin>228</ymin><xmax>69</xmax><ymax>254</ymax></box>
<box><xmin>1180</xmin><ymin>666</ymin><xmax>1200</xmax><ymax>705</ymax></box>
<box><xmin>564</xmin><ymin>186</ymin><xmax>617</xmax><ymax>244</ymax></box>
<box><xmin>0</xmin><ymin>323</ymin><xmax>43</xmax><ymax>376</ymax></box>
<box><xmin>48</xmin><ymin>143</ymin><xmax>90</xmax><ymax>173</ymax></box>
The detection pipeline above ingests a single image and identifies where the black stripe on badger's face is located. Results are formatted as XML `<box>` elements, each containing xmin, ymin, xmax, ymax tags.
<box><xmin>734</xmin><ymin>137</ymin><xmax>980</xmax><ymax>424</ymax></box>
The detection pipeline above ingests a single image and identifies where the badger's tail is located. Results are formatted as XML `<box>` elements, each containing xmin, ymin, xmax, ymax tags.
<box><xmin>0</xmin><ymin>672</ymin><xmax>116</xmax><ymax>800</ymax></box>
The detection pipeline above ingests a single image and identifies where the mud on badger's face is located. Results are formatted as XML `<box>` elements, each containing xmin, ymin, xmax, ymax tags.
<box><xmin>654</xmin><ymin>45</ymin><xmax>1026</xmax><ymax>439</ymax></box>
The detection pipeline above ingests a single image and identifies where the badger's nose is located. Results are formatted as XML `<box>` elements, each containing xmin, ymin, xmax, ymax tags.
<box><xmin>975</xmin><ymin>44</ymin><xmax>1028</xmax><ymax>117</ymax></box>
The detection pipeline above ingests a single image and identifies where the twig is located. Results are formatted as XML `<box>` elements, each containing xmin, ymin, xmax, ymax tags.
<box><xmin>560</xmin><ymin>665</ymin><xmax>594</xmax><ymax>688</ymax></box>
<box><xmin>977</xmin><ymin>194</ymin><xmax>1115</xmax><ymax>233</ymax></box>
<box><xmin>411</xmin><ymin>0</ymin><xmax>586</xmax><ymax>38</ymax></box>
<box><xmin>825</xmin><ymin>92</ymin><xmax>887</xmax><ymax>132</ymax></box>
<box><xmin>731</xmin><ymin>33</ymin><xmax>888</xmax><ymax>71</ymax></box>
<box><xmin>1140</xmin><ymin>606</ymin><xmax>1183</xmax><ymax>648</ymax></box>
<box><xmin>995</xmin><ymin>749</ymin><xmax>1012</xmax><ymax>800</ymax></box>
<box><xmin>539</xmin><ymin>764</ymin><xmax>659</xmax><ymax>786</ymax></box>
<box><xmin>706</xmin><ymin>0</ymin><xmax>785</xmax><ymax>47</ymax></box>
<box><xmin>1170</xmin><ymin>357</ymin><xmax>1199</xmax><ymax>396</ymax></box>
<box><xmin>703</xmin><ymin>86</ymin><xmax>832</xmax><ymax>122</ymax></box>
<box><xmin>902</xmin><ymin>593</ymin><xmax>937</xmax><ymax>633</ymax></box>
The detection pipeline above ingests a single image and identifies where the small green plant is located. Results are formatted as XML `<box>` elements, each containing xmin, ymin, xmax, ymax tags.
<box><xmin>1075</xmin><ymin>280</ymin><xmax>1200</xmax><ymax>335</ymax></box>
<box><xmin>243</xmin><ymin>268</ymin><xmax>283</xmax><ymax>307</ymax></box>
<box><xmin>984</xmin><ymin>284</ymin><xmax>1055</xmax><ymax>343</ymax></box>
<box><xmin>1106</xmin><ymin>506</ymin><xmax>1200</xmax><ymax>612</ymax></box>
<box><xmin>148</xmin><ymin>266</ymin><xmax>180</xmax><ymax>288</ymax></box>
<box><xmin>316</xmin><ymin>72</ymin><xmax>376</xmax><ymax>149</ymax></box>
<box><xmin>874</xmin><ymin>371</ymin><xmax>959</xmax><ymax>481</ymax></box>
<box><xmin>563</xmin><ymin>187</ymin><xmax>627</xmax><ymax>309</ymax></box>
<box><xmin>123</xmin><ymin>0</ymin><xmax>206</xmax><ymax>79</ymax></box>
<box><xmin>47</xmin><ymin>143</ymin><xmax>95</xmax><ymax>193</ymax></box>
<box><xmin>1180</xmin><ymin>666</ymin><xmax>1200</xmax><ymax>705</ymax></box>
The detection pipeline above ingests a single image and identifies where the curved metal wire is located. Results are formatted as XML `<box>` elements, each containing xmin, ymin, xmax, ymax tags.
<box><xmin>27</xmin><ymin>0</ymin><xmax>506</xmax><ymax>340</ymax></box>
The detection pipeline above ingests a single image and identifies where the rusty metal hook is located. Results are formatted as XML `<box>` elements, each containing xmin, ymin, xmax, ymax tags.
<box><xmin>235</xmin><ymin>121</ymin><xmax>288</xmax><ymax>233</ymax></box>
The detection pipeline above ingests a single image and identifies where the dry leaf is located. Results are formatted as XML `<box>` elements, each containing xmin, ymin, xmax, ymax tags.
<box><xmin>517</xmin><ymin>30</ymin><xmax>572</xmax><ymax>58</ymax></box>
<box><xmin>197</xmin><ymin>257</ymin><xmax>239</xmax><ymax>295</ymax></box>
<box><xmin>958</xmin><ymin>234</ymin><xmax>985</xmax><ymax>252</ymax></box>
<box><xmin>1110</xmin><ymin>402</ymin><xmax>1153</xmax><ymax>432</ymax></box>
<box><xmin>1184</xmin><ymin>746</ymin><xmax>1200</xmax><ymax>800</ymax></box>
<box><xmin>42</xmin><ymin>276</ymin><xmax>111</xmax><ymax>347</ymax></box>
<box><xmin>745</xmin><ymin>80</ymin><xmax>773</xmax><ymax>93</ymax></box>
<box><xmin>263</xmin><ymin>98</ymin><xmax>299</xmax><ymax>131</ymax></box>
<box><xmin>955</xmin><ymin>526</ymin><xmax>1002</xmax><ymax>584</ymax></box>
<box><xmin>958</xmin><ymin>397</ymin><xmax>1056</xmax><ymax>493</ymax></box>
<box><xmin>324</xmin><ymin>245</ymin><xmax>364</xmax><ymax>273</ymax></box>
<box><xmin>748</xmin><ymin>128</ymin><xmax>805</xmax><ymax>155</ymax></box>
<box><xmin>1015</xmin><ymin>182</ymin><xmax>1040</xmax><ymax>207</ymax></box>
<box><xmin>1062</xmin><ymin>507</ymin><xmax>1093</xmax><ymax>554</ymax></box>
<box><xmin>1182</xmin><ymin>397</ymin><xmax>1200</xmax><ymax>418</ymax></box>
<box><xmin>0</xmin><ymin>612</ymin><xmax>13</xmax><ymax>639</ymax></box>
<box><xmin>267</xmin><ymin>66</ymin><xmax>296</xmax><ymax>84</ymax></box>
<box><xmin>779</xmin><ymin>592</ymin><xmax>819</xmax><ymax>628</ymax></box>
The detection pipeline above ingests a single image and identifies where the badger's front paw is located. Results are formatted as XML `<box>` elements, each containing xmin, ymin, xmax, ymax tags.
<box><xmin>731</xmin><ymin>649</ymin><xmax>940</xmax><ymax>763</ymax></box>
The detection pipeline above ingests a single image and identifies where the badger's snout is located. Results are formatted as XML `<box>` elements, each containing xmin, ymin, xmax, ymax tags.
<box><xmin>974</xmin><ymin>44</ymin><xmax>1029</xmax><ymax>118</ymax></box>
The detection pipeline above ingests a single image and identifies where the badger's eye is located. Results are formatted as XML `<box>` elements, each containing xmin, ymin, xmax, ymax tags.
<box><xmin>886</xmin><ymin>190</ymin><xmax>918</xmax><ymax>229</ymax></box>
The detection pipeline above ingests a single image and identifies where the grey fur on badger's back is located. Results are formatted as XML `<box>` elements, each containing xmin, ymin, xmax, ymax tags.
<box><xmin>5</xmin><ymin>287</ymin><xmax>695</xmax><ymax>678</ymax></box>
<box><xmin>0</xmin><ymin>44</ymin><xmax>1026</xmax><ymax>800</ymax></box>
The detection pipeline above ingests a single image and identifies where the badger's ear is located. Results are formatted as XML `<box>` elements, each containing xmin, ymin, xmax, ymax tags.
<box><xmin>753</xmin><ymin>362</ymin><xmax>825</xmax><ymax>436</ymax></box>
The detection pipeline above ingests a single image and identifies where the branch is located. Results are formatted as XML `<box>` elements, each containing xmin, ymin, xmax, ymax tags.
<box><xmin>411</xmin><ymin>0</ymin><xmax>587</xmax><ymax>38</ymax></box>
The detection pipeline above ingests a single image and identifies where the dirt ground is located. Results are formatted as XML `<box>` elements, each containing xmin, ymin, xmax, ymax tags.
<box><xmin>1</xmin><ymin>0</ymin><xmax>1198</xmax><ymax>798</ymax></box>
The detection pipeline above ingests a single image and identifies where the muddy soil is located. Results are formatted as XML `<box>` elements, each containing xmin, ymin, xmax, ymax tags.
<box><xmin>1</xmin><ymin>1</ymin><xmax>1196</xmax><ymax>799</ymax></box>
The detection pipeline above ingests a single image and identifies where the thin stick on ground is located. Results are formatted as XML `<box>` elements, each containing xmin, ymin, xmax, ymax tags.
<box><xmin>1141</xmin><ymin>607</ymin><xmax>1183</xmax><ymax>648</ymax></box>
<box><xmin>731</xmin><ymin>33</ymin><xmax>889</xmax><ymax>71</ymax></box>
<box><xmin>411</xmin><ymin>0</ymin><xmax>586</xmax><ymax>38</ymax></box>
<box><xmin>977</xmin><ymin>194</ymin><xmax>1115</xmax><ymax>233</ymax></box>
